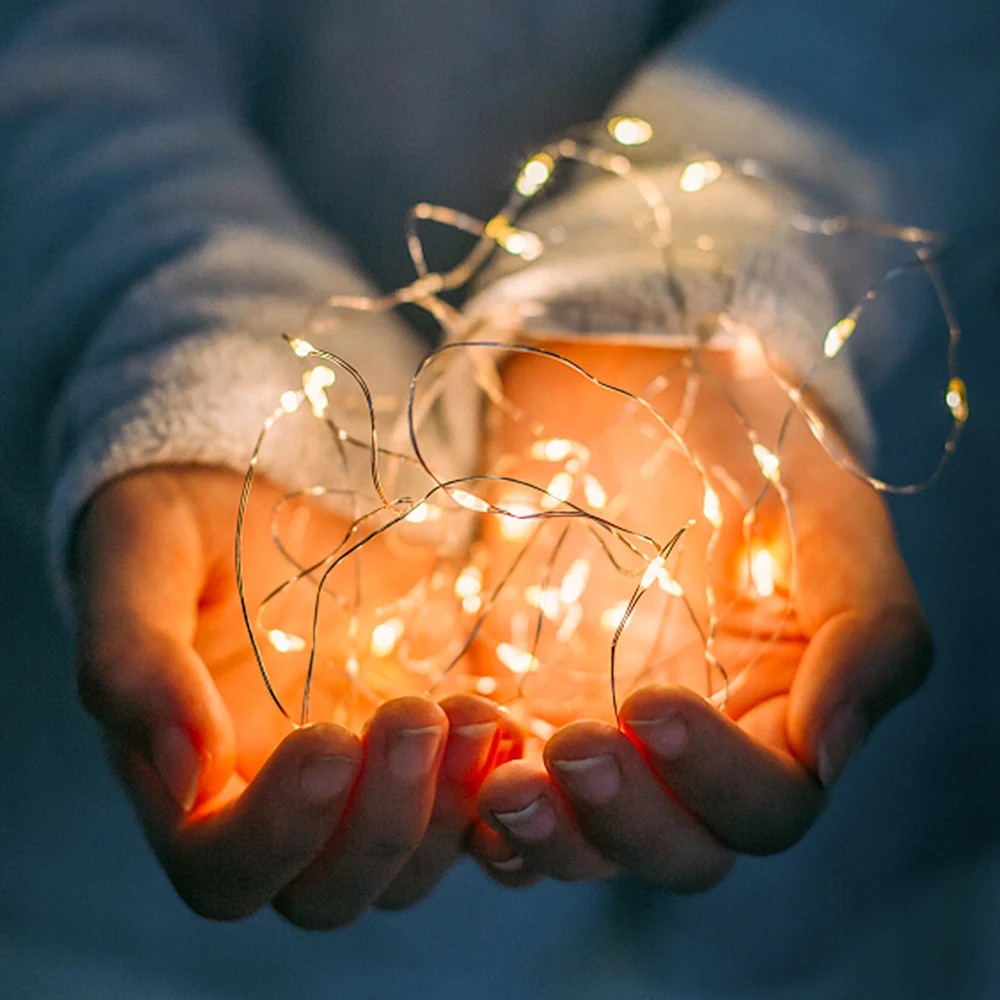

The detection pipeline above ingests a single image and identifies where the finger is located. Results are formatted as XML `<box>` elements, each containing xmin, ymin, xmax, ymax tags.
<box><xmin>375</xmin><ymin>695</ymin><xmax>500</xmax><ymax>910</ymax></box>
<box><xmin>620</xmin><ymin>685</ymin><xmax>825</xmax><ymax>854</ymax></box>
<box><xmin>467</xmin><ymin>819</ymin><xmax>545</xmax><ymax>889</ymax></box>
<box><xmin>477</xmin><ymin>759</ymin><xmax>620</xmax><ymax>883</ymax></box>
<box><xmin>115</xmin><ymin>722</ymin><xmax>362</xmax><ymax>921</ymax></box>
<box><xmin>543</xmin><ymin>721</ymin><xmax>736</xmax><ymax>891</ymax></box>
<box><xmin>274</xmin><ymin>697</ymin><xmax>447</xmax><ymax>929</ymax></box>
<box><xmin>74</xmin><ymin>474</ymin><xmax>236</xmax><ymax>807</ymax></box>
<box><xmin>787</xmin><ymin>608</ymin><xmax>933</xmax><ymax>788</ymax></box>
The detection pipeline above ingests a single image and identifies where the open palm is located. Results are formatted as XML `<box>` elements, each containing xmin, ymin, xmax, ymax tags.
<box><xmin>466</xmin><ymin>340</ymin><xmax>931</xmax><ymax>886</ymax></box>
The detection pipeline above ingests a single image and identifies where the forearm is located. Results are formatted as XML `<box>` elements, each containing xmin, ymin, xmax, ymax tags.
<box><xmin>0</xmin><ymin>0</ymin><xmax>431</xmax><ymax>602</ymax></box>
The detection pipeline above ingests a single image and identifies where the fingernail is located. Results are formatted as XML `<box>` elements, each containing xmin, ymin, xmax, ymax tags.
<box><xmin>153</xmin><ymin>726</ymin><xmax>201</xmax><ymax>811</ymax></box>
<box><xmin>493</xmin><ymin>797</ymin><xmax>556</xmax><ymax>843</ymax></box>
<box><xmin>454</xmin><ymin>721</ymin><xmax>497</xmax><ymax>739</ymax></box>
<box><xmin>446</xmin><ymin>721</ymin><xmax>498</xmax><ymax>784</ymax></box>
<box><xmin>626</xmin><ymin>711</ymin><xmax>687</xmax><ymax>759</ymax></box>
<box><xmin>489</xmin><ymin>856</ymin><xmax>525</xmax><ymax>873</ymax></box>
<box><xmin>299</xmin><ymin>754</ymin><xmax>360</xmax><ymax>803</ymax></box>
<box><xmin>550</xmin><ymin>754</ymin><xmax>620</xmax><ymax>805</ymax></box>
<box><xmin>818</xmin><ymin>707</ymin><xmax>865</xmax><ymax>788</ymax></box>
<box><xmin>388</xmin><ymin>724</ymin><xmax>445</xmax><ymax>782</ymax></box>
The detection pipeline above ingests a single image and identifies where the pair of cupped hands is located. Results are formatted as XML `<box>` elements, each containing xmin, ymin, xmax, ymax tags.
<box><xmin>71</xmin><ymin>343</ymin><xmax>932</xmax><ymax>929</ymax></box>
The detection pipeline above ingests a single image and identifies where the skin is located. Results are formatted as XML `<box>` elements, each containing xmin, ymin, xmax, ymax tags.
<box><xmin>73</xmin><ymin>466</ymin><xmax>519</xmax><ymax>926</ymax></box>
<box><xmin>72</xmin><ymin>340</ymin><xmax>932</xmax><ymax>919</ymax></box>
<box><xmin>467</xmin><ymin>341</ymin><xmax>933</xmax><ymax>887</ymax></box>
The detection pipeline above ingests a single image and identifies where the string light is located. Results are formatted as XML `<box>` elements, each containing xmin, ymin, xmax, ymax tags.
<box><xmin>540</xmin><ymin>471</ymin><xmax>574</xmax><ymax>509</ymax></box>
<box><xmin>582</xmin><ymin>474</ymin><xmax>608</xmax><ymax>509</ymax></box>
<box><xmin>559</xmin><ymin>558</ymin><xmax>591</xmax><ymax>605</ymax></box>
<box><xmin>752</xmin><ymin>443</ymin><xmax>782</xmax><ymax>483</ymax></box>
<box><xmin>454</xmin><ymin>565</ymin><xmax>483</xmax><ymax>600</ymax></box>
<box><xmin>703</xmin><ymin>487</ymin><xmax>723</xmax><ymax>528</ymax></box>
<box><xmin>750</xmin><ymin>549</ymin><xmax>777</xmax><ymax>597</ymax></box>
<box><xmin>404</xmin><ymin>501</ymin><xmax>442</xmax><ymax>524</ymax></box>
<box><xmin>530</xmin><ymin>438</ymin><xmax>576</xmax><ymax>462</ymax></box>
<box><xmin>268</xmin><ymin>629</ymin><xmax>306</xmax><ymax>653</ymax></box>
<box><xmin>607</xmin><ymin>116</ymin><xmax>654</xmax><ymax>147</ymax></box>
<box><xmin>485</xmin><ymin>216</ymin><xmax>544</xmax><ymax>261</ymax></box>
<box><xmin>679</xmin><ymin>159</ymin><xmax>723</xmax><ymax>194</ymax></box>
<box><xmin>823</xmin><ymin>314</ymin><xmax>858</xmax><ymax>359</ymax></box>
<box><xmin>301</xmin><ymin>364</ymin><xmax>336</xmax><ymax>418</ymax></box>
<box><xmin>515</xmin><ymin>153</ymin><xmax>555</xmax><ymax>197</ymax></box>
<box><xmin>451</xmin><ymin>489</ymin><xmax>491</xmax><ymax>513</ymax></box>
<box><xmin>370</xmin><ymin>618</ymin><xmax>405</xmax><ymax>658</ymax></box>
<box><xmin>497</xmin><ymin>501</ymin><xmax>538</xmax><ymax>541</ymax></box>
<box><xmin>496</xmin><ymin>642</ymin><xmax>539</xmax><ymax>675</ymax></box>
<box><xmin>234</xmin><ymin>117</ymin><xmax>967</xmax><ymax>742</ymax></box>
<box><xmin>946</xmin><ymin>377</ymin><xmax>969</xmax><ymax>423</ymax></box>
<box><xmin>288</xmin><ymin>338</ymin><xmax>316</xmax><ymax>358</ymax></box>
<box><xmin>601</xmin><ymin>601</ymin><xmax>630</xmax><ymax>631</ymax></box>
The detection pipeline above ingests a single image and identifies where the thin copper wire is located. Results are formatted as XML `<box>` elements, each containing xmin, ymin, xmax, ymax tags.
<box><xmin>236</xmin><ymin>121</ymin><xmax>965</xmax><ymax>732</ymax></box>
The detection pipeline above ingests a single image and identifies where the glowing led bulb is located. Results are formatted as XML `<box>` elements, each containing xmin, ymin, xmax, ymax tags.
<box><xmin>486</xmin><ymin>216</ymin><xmax>544</xmax><ymax>261</ymax></box>
<box><xmin>454</xmin><ymin>565</ymin><xmax>483</xmax><ymax>600</ymax></box>
<box><xmin>303</xmin><ymin>364</ymin><xmax>336</xmax><ymax>418</ymax></box>
<box><xmin>515</xmin><ymin>153</ymin><xmax>555</xmax><ymax>197</ymax></box>
<box><xmin>370</xmin><ymin>617</ymin><xmax>405</xmax><ymax>658</ymax></box>
<box><xmin>555</xmin><ymin>602</ymin><xmax>583</xmax><ymax>642</ymax></box>
<box><xmin>641</xmin><ymin>555</ymin><xmax>665</xmax><ymax>589</ymax></box>
<box><xmin>559</xmin><ymin>558</ymin><xmax>591</xmax><ymax>604</ymax></box>
<box><xmin>451</xmin><ymin>489</ymin><xmax>490</xmax><ymax>513</ymax></box>
<box><xmin>752</xmin><ymin>443</ymin><xmax>782</xmax><ymax>483</ymax></box>
<box><xmin>288</xmin><ymin>338</ymin><xmax>316</xmax><ymax>358</ymax></box>
<box><xmin>540</xmin><ymin>471</ymin><xmax>574</xmax><ymax>509</ymax></box>
<box><xmin>530</xmin><ymin>438</ymin><xmax>574</xmax><ymax>462</ymax></box>
<box><xmin>404</xmin><ymin>502</ymin><xmax>442</xmax><ymax>524</ymax></box>
<box><xmin>679</xmin><ymin>160</ymin><xmax>723</xmax><ymax>193</ymax></box>
<box><xmin>509</xmin><ymin>230</ymin><xmax>544</xmax><ymax>260</ymax></box>
<box><xmin>733</xmin><ymin>331</ymin><xmax>765</xmax><ymax>375</ymax></box>
<box><xmin>462</xmin><ymin>595</ymin><xmax>482</xmax><ymax>615</ymax></box>
<box><xmin>600</xmin><ymin>601</ymin><xmax>629</xmax><ymax>632</ymax></box>
<box><xmin>823</xmin><ymin>315</ymin><xmax>857</xmax><ymax>359</ymax></box>
<box><xmin>607</xmin><ymin>116</ymin><xmax>654</xmax><ymax>146</ymax></box>
<box><xmin>945</xmin><ymin>377</ymin><xmax>969</xmax><ymax>423</ymax></box>
<box><xmin>525</xmin><ymin>585</ymin><xmax>561</xmax><ymax>619</ymax></box>
<box><xmin>703</xmin><ymin>487</ymin><xmax>723</xmax><ymax>528</ymax></box>
<box><xmin>279</xmin><ymin>391</ymin><xmax>301</xmax><ymax>414</ymax></box>
<box><xmin>750</xmin><ymin>549</ymin><xmax>776</xmax><ymax>597</ymax></box>
<box><xmin>496</xmin><ymin>642</ymin><xmax>539</xmax><ymax>675</ymax></box>
<box><xmin>530</xmin><ymin>718</ymin><xmax>556</xmax><ymax>741</ymax></box>
<box><xmin>656</xmin><ymin>566</ymin><xmax>684</xmax><ymax>597</ymax></box>
<box><xmin>267</xmin><ymin>629</ymin><xmax>306</xmax><ymax>653</ymax></box>
<box><xmin>304</xmin><ymin>364</ymin><xmax>335</xmax><ymax>389</ymax></box>
<box><xmin>583</xmin><ymin>475</ymin><xmax>608</xmax><ymax>509</ymax></box>
<box><xmin>475</xmin><ymin>676</ymin><xmax>498</xmax><ymax>696</ymax></box>
<box><xmin>497</xmin><ymin>501</ymin><xmax>537</xmax><ymax>541</ymax></box>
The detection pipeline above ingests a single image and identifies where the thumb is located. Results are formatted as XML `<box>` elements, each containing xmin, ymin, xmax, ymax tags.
<box><xmin>73</xmin><ymin>470</ymin><xmax>237</xmax><ymax>810</ymax></box>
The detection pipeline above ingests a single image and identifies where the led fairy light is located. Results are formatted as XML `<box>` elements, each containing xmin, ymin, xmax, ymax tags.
<box><xmin>235</xmin><ymin>117</ymin><xmax>967</xmax><ymax>737</ymax></box>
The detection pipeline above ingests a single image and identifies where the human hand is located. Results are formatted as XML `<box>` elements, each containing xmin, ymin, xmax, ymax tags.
<box><xmin>73</xmin><ymin>465</ymin><xmax>512</xmax><ymax>926</ymax></box>
<box><xmin>466</xmin><ymin>340</ymin><xmax>932</xmax><ymax>887</ymax></box>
